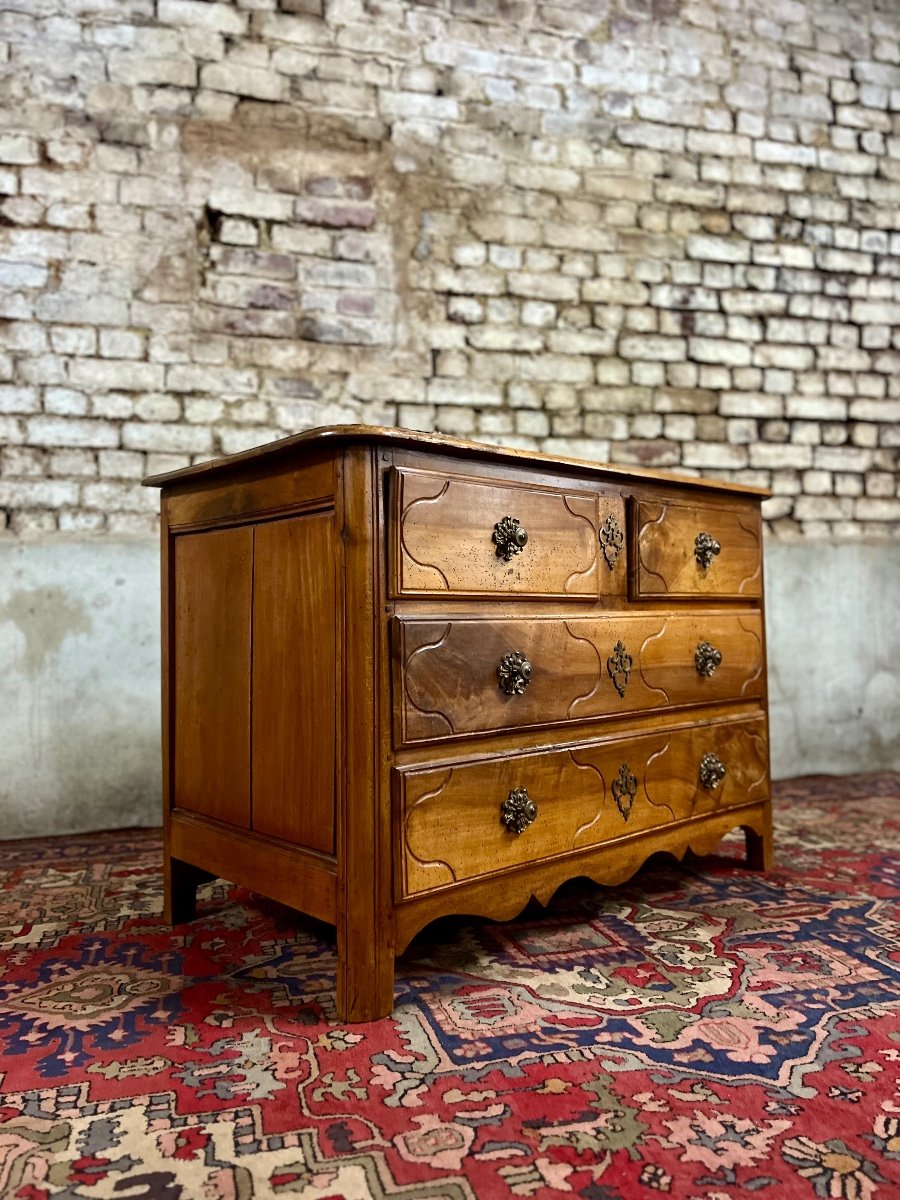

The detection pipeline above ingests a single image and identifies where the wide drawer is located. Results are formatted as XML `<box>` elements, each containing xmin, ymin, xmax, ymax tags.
<box><xmin>632</xmin><ymin>499</ymin><xmax>762</xmax><ymax>599</ymax></box>
<box><xmin>396</xmin><ymin>715</ymin><xmax>769</xmax><ymax>897</ymax></box>
<box><xmin>395</xmin><ymin>611</ymin><xmax>764</xmax><ymax>744</ymax></box>
<box><xmin>390</xmin><ymin>466</ymin><xmax>626</xmax><ymax>599</ymax></box>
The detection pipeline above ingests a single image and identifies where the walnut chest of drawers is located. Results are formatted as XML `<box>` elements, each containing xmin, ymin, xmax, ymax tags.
<box><xmin>145</xmin><ymin>425</ymin><xmax>772</xmax><ymax>1022</ymax></box>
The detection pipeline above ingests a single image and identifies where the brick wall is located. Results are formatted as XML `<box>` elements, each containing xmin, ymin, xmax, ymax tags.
<box><xmin>1</xmin><ymin>0</ymin><xmax>898</xmax><ymax>537</ymax></box>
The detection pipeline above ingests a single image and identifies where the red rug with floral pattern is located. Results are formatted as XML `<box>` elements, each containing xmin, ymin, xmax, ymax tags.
<box><xmin>1</xmin><ymin>772</ymin><xmax>899</xmax><ymax>1199</ymax></box>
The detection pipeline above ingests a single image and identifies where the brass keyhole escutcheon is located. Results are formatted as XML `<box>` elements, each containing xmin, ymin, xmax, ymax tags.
<box><xmin>599</xmin><ymin>512</ymin><xmax>624</xmax><ymax>571</ymax></box>
<box><xmin>607</xmin><ymin>640</ymin><xmax>632</xmax><ymax>698</ymax></box>
<box><xmin>613</xmin><ymin>762</ymin><xmax>638</xmax><ymax>820</ymax></box>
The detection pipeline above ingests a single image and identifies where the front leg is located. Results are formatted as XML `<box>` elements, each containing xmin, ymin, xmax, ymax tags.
<box><xmin>164</xmin><ymin>855</ymin><xmax>213</xmax><ymax>925</ymax></box>
<box><xmin>745</xmin><ymin>803</ymin><xmax>774</xmax><ymax>871</ymax></box>
<box><xmin>336</xmin><ymin>917</ymin><xmax>395</xmax><ymax>1022</ymax></box>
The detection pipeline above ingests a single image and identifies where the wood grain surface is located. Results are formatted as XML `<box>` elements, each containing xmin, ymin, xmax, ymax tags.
<box><xmin>396</xmin><ymin>611</ymin><xmax>764</xmax><ymax>743</ymax></box>
<box><xmin>392</xmin><ymin>466</ymin><xmax>626</xmax><ymax>599</ymax></box>
<box><xmin>252</xmin><ymin>511</ymin><xmax>337</xmax><ymax>854</ymax></box>
<box><xmin>632</xmin><ymin>498</ymin><xmax>762</xmax><ymax>598</ymax></box>
<box><xmin>397</xmin><ymin>714</ymin><xmax>768</xmax><ymax>896</ymax></box>
<box><xmin>172</xmin><ymin>525</ymin><xmax>252</xmax><ymax>829</ymax></box>
<box><xmin>151</xmin><ymin>429</ymin><xmax>772</xmax><ymax>1022</ymax></box>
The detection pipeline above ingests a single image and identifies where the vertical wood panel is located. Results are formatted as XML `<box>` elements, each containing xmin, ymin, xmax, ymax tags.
<box><xmin>336</xmin><ymin>446</ymin><xmax>395</xmax><ymax>1021</ymax></box>
<box><xmin>173</xmin><ymin>526</ymin><xmax>252</xmax><ymax>828</ymax></box>
<box><xmin>252</xmin><ymin>511</ymin><xmax>336</xmax><ymax>854</ymax></box>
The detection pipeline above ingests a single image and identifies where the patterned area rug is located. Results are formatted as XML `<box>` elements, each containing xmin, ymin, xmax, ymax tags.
<box><xmin>1</xmin><ymin>773</ymin><xmax>899</xmax><ymax>1200</ymax></box>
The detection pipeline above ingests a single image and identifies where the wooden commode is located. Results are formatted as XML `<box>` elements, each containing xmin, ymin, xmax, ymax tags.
<box><xmin>145</xmin><ymin>425</ymin><xmax>773</xmax><ymax>1022</ymax></box>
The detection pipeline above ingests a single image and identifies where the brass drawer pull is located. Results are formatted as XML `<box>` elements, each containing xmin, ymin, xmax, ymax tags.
<box><xmin>501</xmin><ymin>787</ymin><xmax>537</xmax><ymax>833</ymax></box>
<box><xmin>599</xmin><ymin>512</ymin><xmax>624</xmax><ymax>570</ymax></box>
<box><xmin>607</xmin><ymin>639</ymin><xmax>632</xmax><ymax>697</ymax></box>
<box><xmin>695</xmin><ymin>640</ymin><xmax>723</xmax><ymax>677</ymax></box>
<box><xmin>695</xmin><ymin>531</ymin><xmax>721</xmax><ymax>569</ymax></box>
<box><xmin>498</xmin><ymin>651</ymin><xmax>533</xmax><ymax>695</ymax></box>
<box><xmin>699</xmin><ymin>752</ymin><xmax>727</xmax><ymax>790</ymax></box>
<box><xmin>613</xmin><ymin>761</ymin><xmax>638</xmax><ymax>820</ymax></box>
<box><xmin>493</xmin><ymin>515</ymin><xmax>528</xmax><ymax>562</ymax></box>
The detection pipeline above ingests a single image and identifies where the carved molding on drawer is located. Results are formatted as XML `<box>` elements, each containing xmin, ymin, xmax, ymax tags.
<box><xmin>394</xmin><ymin>468</ymin><xmax>612</xmax><ymax>598</ymax></box>
<box><xmin>398</xmin><ymin>478</ymin><xmax>453</xmax><ymax>592</ymax></box>
<box><xmin>563</xmin><ymin>622</ymin><xmax>604</xmax><ymax>720</ymax></box>
<box><xmin>402</xmin><ymin>767</ymin><xmax>458</xmax><ymax>891</ymax></box>
<box><xmin>399</xmin><ymin>716</ymin><xmax>769</xmax><ymax>899</ymax></box>
<box><xmin>736</xmin><ymin>616</ymin><xmax>765</xmax><ymax>697</ymax></box>
<box><xmin>642</xmin><ymin>720</ymin><xmax>769</xmax><ymax>820</ymax></box>
<box><xmin>561</xmin><ymin>496</ymin><xmax>603</xmax><ymax>595</ymax></box>
<box><xmin>633</xmin><ymin>500</ymin><xmax>763</xmax><ymax>599</ymax></box>
<box><xmin>401</xmin><ymin>751</ymin><xmax>610</xmax><ymax>895</ymax></box>
<box><xmin>394</xmin><ymin>800</ymin><xmax>772</xmax><ymax>952</ymax></box>
<box><xmin>401</xmin><ymin>618</ymin><xmax>604</xmax><ymax>743</ymax></box>
<box><xmin>638</xmin><ymin>613</ymin><xmax>763</xmax><ymax>703</ymax></box>
<box><xmin>735</xmin><ymin>513</ymin><xmax>763</xmax><ymax>596</ymax></box>
<box><xmin>397</xmin><ymin>613</ymin><xmax>765</xmax><ymax>745</ymax></box>
<box><xmin>401</xmin><ymin>622</ymin><xmax>455</xmax><ymax>740</ymax></box>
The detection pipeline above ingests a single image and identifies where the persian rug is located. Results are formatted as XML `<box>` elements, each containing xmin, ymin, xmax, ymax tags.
<box><xmin>1</xmin><ymin>773</ymin><xmax>899</xmax><ymax>1200</ymax></box>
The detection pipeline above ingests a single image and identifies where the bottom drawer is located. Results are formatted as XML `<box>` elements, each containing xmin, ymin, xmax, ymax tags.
<box><xmin>396</xmin><ymin>715</ymin><xmax>768</xmax><ymax>898</ymax></box>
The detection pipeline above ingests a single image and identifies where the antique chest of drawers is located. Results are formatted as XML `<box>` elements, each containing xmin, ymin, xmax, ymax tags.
<box><xmin>145</xmin><ymin>425</ymin><xmax>772</xmax><ymax>1022</ymax></box>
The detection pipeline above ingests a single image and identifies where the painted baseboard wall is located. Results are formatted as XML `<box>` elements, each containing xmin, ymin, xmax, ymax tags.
<box><xmin>1</xmin><ymin>536</ymin><xmax>897</xmax><ymax>838</ymax></box>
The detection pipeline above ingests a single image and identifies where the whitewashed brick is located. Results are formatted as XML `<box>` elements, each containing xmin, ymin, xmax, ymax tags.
<box><xmin>158</xmin><ymin>0</ymin><xmax>247</xmax><ymax>33</ymax></box>
<box><xmin>620</xmin><ymin>334</ymin><xmax>687</xmax><ymax>362</ymax></box>
<box><xmin>687</xmin><ymin>234</ymin><xmax>751</xmax><ymax>264</ymax></box>
<box><xmin>426</xmin><ymin>379</ymin><xmax>503</xmax><ymax>407</ymax></box>
<box><xmin>49</xmin><ymin>450</ymin><xmax>97</xmax><ymax>478</ymax></box>
<box><xmin>0</xmin><ymin>0</ymin><xmax>892</xmax><ymax>538</ymax></box>
<box><xmin>26</xmin><ymin>417</ymin><xmax>120</xmax><ymax>448</ymax></box>
<box><xmin>689</xmin><ymin>337</ymin><xmax>752</xmax><ymax>366</ymax></box>
<box><xmin>0</xmin><ymin>386</ymin><xmax>39</xmax><ymax>414</ymax></box>
<box><xmin>123</xmin><ymin>422</ymin><xmax>214</xmax><ymax>453</ymax></box>
<box><xmin>167</xmin><ymin>365</ymin><xmax>258</xmax><ymax>394</ymax></box>
<box><xmin>44</xmin><ymin>388</ymin><xmax>88</xmax><ymax>416</ymax></box>
<box><xmin>508</xmin><ymin>273</ymin><xmax>579</xmax><ymax>302</ymax></box>
<box><xmin>201</xmin><ymin>62</ymin><xmax>286</xmax><ymax>100</ymax></box>
<box><xmin>0</xmin><ymin>481</ymin><xmax>79</xmax><ymax>507</ymax></box>
<box><xmin>69</xmin><ymin>360</ymin><xmax>164</xmax><ymax>392</ymax></box>
<box><xmin>0</xmin><ymin>134</ymin><xmax>40</xmax><ymax>165</ymax></box>
<box><xmin>99</xmin><ymin>330</ymin><xmax>146</xmax><ymax>359</ymax></box>
<box><xmin>0</xmin><ymin>261</ymin><xmax>48</xmax><ymax>288</ymax></box>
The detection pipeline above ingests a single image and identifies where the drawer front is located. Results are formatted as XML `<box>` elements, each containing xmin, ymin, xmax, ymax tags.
<box><xmin>397</xmin><ymin>716</ymin><xmax>769</xmax><ymax>896</ymax></box>
<box><xmin>391</xmin><ymin>466</ymin><xmax>627</xmax><ymax>599</ymax></box>
<box><xmin>396</xmin><ymin>611</ymin><xmax>764</xmax><ymax>744</ymax></box>
<box><xmin>632</xmin><ymin>499</ymin><xmax>762</xmax><ymax>599</ymax></box>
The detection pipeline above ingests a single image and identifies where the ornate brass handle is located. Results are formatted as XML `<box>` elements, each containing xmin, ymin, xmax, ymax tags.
<box><xmin>498</xmin><ymin>651</ymin><xmax>533</xmax><ymax>695</ymax></box>
<box><xmin>695</xmin><ymin>640</ymin><xmax>723</xmax><ymax>677</ymax></box>
<box><xmin>699</xmin><ymin>752</ymin><xmax>727</xmax><ymax>790</ymax></box>
<box><xmin>501</xmin><ymin>787</ymin><xmax>537</xmax><ymax>833</ymax></box>
<box><xmin>607</xmin><ymin>640</ymin><xmax>632</xmax><ymax>697</ymax></box>
<box><xmin>695</xmin><ymin>531</ymin><xmax>721</xmax><ymax>569</ymax></box>
<box><xmin>493</xmin><ymin>515</ymin><xmax>528</xmax><ymax>562</ymax></box>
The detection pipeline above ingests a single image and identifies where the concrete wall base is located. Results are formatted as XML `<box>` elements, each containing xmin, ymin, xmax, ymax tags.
<box><xmin>1</xmin><ymin>536</ymin><xmax>897</xmax><ymax>838</ymax></box>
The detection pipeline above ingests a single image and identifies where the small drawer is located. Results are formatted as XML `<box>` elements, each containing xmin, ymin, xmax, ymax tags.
<box><xmin>390</xmin><ymin>466</ymin><xmax>626</xmax><ymax>599</ymax></box>
<box><xmin>395</xmin><ymin>611</ymin><xmax>764</xmax><ymax>745</ymax></box>
<box><xmin>396</xmin><ymin>715</ymin><xmax>769</xmax><ymax>897</ymax></box>
<box><xmin>632</xmin><ymin>499</ymin><xmax>762</xmax><ymax>599</ymax></box>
